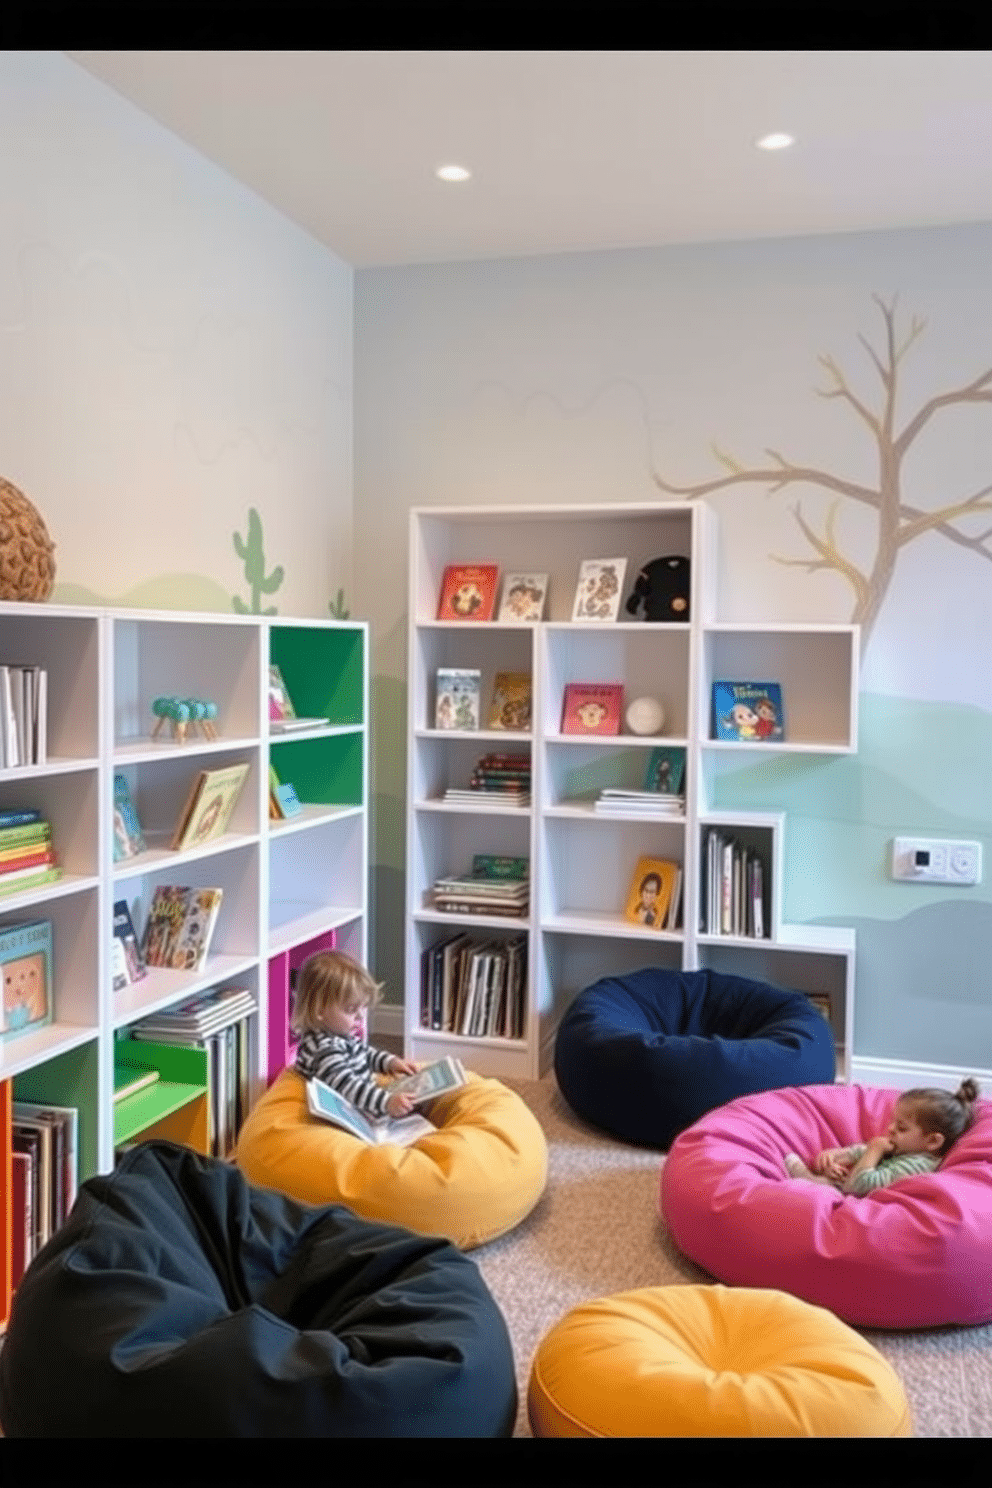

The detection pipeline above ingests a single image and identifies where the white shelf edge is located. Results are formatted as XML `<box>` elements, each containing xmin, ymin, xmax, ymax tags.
<box><xmin>114</xmin><ymin>735</ymin><xmax>261</xmax><ymax>764</ymax></box>
<box><xmin>268</xmin><ymin>904</ymin><xmax>364</xmax><ymax>956</ymax></box>
<box><xmin>268</xmin><ymin>804</ymin><xmax>363</xmax><ymax>838</ymax></box>
<box><xmin>112</xmin><ymin>831</ymin><xmax>260</xmax><ymax>880</ymax></box>
<box><xmin>541</xmin><ymin>910</ymin><xmax>684</xmax><ymax>942</ymax></box>
<box><xmin>0</xmin><ymin>1021</ymin><xmax>98</xmax><ymax>1080</ymax></box>
<box><xmin>110</xmin><ymin>954</ymin><xmax>262</xmax><ymax>1030</ymax></box>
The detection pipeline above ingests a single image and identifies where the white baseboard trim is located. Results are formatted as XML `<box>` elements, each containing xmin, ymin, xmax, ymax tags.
<box><xmin>369</xmin><ymin>1003</ymin><xmax>404</xmax><ymax>1039</ymax></box>
<box><xmin>848</xmin><ymin>1055</ymin><xmax>992</xmax><ymax>1092</ymax></box>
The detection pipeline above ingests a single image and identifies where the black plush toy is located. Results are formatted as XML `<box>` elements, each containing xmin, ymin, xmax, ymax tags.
<box><xmin>625</xmin><ymin>555</ymin><xmax>691</xmax><ymax>623</ymax></box>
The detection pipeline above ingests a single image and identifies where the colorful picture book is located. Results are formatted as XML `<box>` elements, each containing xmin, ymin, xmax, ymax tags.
<box><xmin>141</xmin><ymin>885</ymin><xmax>224</xmax><ymax>972</ymax></box>
<box><xmin>0</xmin><ymin>918</ymin><xmax>53</xmax><ymax>1039</ymax></box>
<box><xmin>268</xmin><ymin>662</ymin><xmax>329</xmax><ymax>732</ymax></box>
<box><xmin>442</xmin><ymin>752</ymin><xmax>531</xmax><ymax>807</ymax></box>
<box><xmin>112</xmin><ymin>898</ymin><xmax>147</xmax><ymax>991</ymax></box>
<box><xmin>12</xmin><ymin>1098</ymin><xmax>77</xmax><ymax>1273</ymax></box>
<box><xmin>711</xmin><ymin>681</ymin><xmax>785</xmax><ymax>742</ymax></box>
<box><xmin>488</xmin><ymin>671</ymin><xmax>532</xmax><ymax>731</ymax></box>
<box><xmin>560</xmin><ymin>682</ymin><xmax>623</xmax><ymax>736</ymax></box>
<box><xmin>622</xmin><ymin>856</ymin><xmax>681</xmax><ymax>931</ymax></box>
<box><xmin>436</xmin><ymin>563</ymin><xmax>500</xmax><ymax>621</ymax></box>
<box><xmin>644</xmin><ymin>745</ymin><xmax>687</xmax><ymax>796</ymax></box>
<box><xmin>170</xmin><ymin>761</ymin><xmax>251</xmax><ymax>851</ymax></box>
<box><xmin>113</xmin><ymin>773</ymin><xmax>146</xmax><ymax>861</ymax></box>
<box><xmin>497</xmin><ymin>572</ymin><xmax>548</xmax><ymax>622</ymax></box>
<box><xmin>434</xmin><ymin>668</ymin><xmax>481</xmax><ymax>730</ymax></box>
<box><xmin>571</xmin><ymin>558</ymin><xmax>628</xmax><ymax>622</ymax></box>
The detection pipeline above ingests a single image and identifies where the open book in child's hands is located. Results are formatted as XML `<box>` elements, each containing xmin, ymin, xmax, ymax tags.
<box><xmin>305</xmin><ymin>1057</ymin><xmax>468</xmax><ymax>1145</ymax></box>
<box><xmin>305</xmin><ymin>1078</ymin><xmax>435</xmax><ymax>1145</ymax></box>
<box><xmin>388</xmin><ymin>1055</ymin><xmax>467</xmax><ymax>1104</ymax></box>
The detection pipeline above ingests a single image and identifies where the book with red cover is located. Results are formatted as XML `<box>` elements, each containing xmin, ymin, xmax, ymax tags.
<box><xmin>436</xmin><ymin>564</ymin><xmax>500</xmax><ymax>621</ymax></box>
<box><xmin>560</xmin><ymin>682</ymin><xmax>623</xmax><ymax>736</ymax></box>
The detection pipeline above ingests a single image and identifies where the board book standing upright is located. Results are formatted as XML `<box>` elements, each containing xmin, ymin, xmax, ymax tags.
<box><xmin>712</xmin><ymin>681</ymin><xmax>785</xmax><ymax>742</ymax></box>
<box><xmin>436</xmin><ymin>564</ymin><xmax>499</xmax><ymax>621</ymax></box>
<box><xmin>170</xmin><ymin>762</ymin><xmax>251</xmax><ymax>850</ymax></box>
<box><xmin>561</xmin><ymin>682</ymin><xmax>623</xmax><ymax>736</ymax></box>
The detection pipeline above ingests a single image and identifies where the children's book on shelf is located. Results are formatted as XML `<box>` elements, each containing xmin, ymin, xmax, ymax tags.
<box><xmin>561</xmin><ymin>682</ymin><xmax>623</xmax><ymax>736</ymax></box>
<box><xmin>112</xmin><ymin>898</ymin><xmax>147</xmax><ymax>991</ymax></box>
<box><xmin>306</xmin><ymin>1077</ymin><xmax>435</xmax><ymax>1146</ymax></box>
<box><xmin>0</xmin><ymin>918</ymin><xmax>53</xmax><ymax>1038</ymax></box>
<box><xmin>712</xmin><ymin>681</ymin><xmax>785</xmax><ymax>742</ymax></box>
<box><xmin>488</xmin><ymin>671</ymin><xmax>532</xmax><ymax>731</ymax></box>
<box><xmin>113</xmin><ymin>773</ymin><xmax>146</xmax><ymax>861</ymax></box>
<box><xmin>432</xmin><ymin>854</ymin><xmax>530</xmax><ymax>917</ymax></box>
<box><xmin>644</xmin><ymin>745</ymin><xmax>687</xmax><ymax>796</ymax></box>
<box><xmin>142</xmin><ymin>885</ymin><xmax>223</xmax><ymax>972</ymax></box>
<box><xmin>497</xmin><ymin>572</ymin><xmax>548</xmax><ymax>622</ymax></box>
<box><xmin>170</xmin><ymin>761</ymin><xmax>251</xmax><ymax>850</ymax></box>
<box><xmin>623</xmin><ymin>856</ymin><xmax>680</xmax><ymax>931</ymax></box>
<box><xmin>701</xmin><ymin>828</ymin><xmax>767</xmax><ymax>938</ymax></box>
<box><xmin>434</xmin><ymin>668</ymin><xmax>481</xmax><ymax>730</ymax></box>
<box><xmin>436</xmin><ymin>563</ymin><xmax>500</xmax><ymax>621</ymax></box>
<box><xmin>268</xmin><ymin>662</ymin><xmax>329</xmax><ymax>732</ymax></box>
<box><xmin>571</xmin><ymin>558</ymin><xmax>628</xmax><ymax>622</ymax></box>
<box><xmin>12</xmin><ymin>1099</ymin><xmax>77</xmax><ymax>1254</ymax></box>
<box><xmin>269</xmin><ymin>763</ymin><xmax>303</xmax><ymax>820</ymax></box>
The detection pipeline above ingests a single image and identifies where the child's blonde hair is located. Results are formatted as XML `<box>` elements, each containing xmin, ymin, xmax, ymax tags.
<box><xmin>290</xmin><ymin>950</ymin><xmax>383</xmax><ymax>1037</ymax></box>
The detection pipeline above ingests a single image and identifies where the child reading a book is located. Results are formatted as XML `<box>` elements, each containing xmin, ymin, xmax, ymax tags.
<box><xmin>293</xmin><ymin>950</ymin><xmax>419</xmax><ymax>1119</ymax></box>
<box><xmin>783</xmin><ymin>1079</ymin><xmax>979</xmax><ymax>1196</ymax></box>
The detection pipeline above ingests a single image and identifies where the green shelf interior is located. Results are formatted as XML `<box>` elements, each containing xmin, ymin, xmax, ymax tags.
<box><xmin>271</xmin><ymin>730</ymin><xmax>363</xmax><ymax>806</ymax></box>
<box><xmin>113</xmin><ymin>1040</ymin><xmax>207</xmax><ymax>1147</ymax></box>
<box><xmin>270</xmin><ymin>627</ymin><xmax>364</xmax><ymax>727</ymax></box>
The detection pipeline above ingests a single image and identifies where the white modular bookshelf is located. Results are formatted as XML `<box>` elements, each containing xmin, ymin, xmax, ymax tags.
<box><xmin>405</xmin><ymin>504</ymin><xmax>858</xmax><ymax>1082</ymax></box>
<box><xmin>0</xmin><ymin>604</ymin><xmax>368</xmax><ymax>1233</ymax></box>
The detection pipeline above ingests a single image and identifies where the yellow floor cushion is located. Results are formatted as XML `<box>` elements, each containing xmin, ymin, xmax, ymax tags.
<box><xmin>528</xmin><ymin>1285</ymin><xmax>912</xmax><ymax>1438</ymax></box>
<box><xmin>236</xmin><ymin>1066</ymin><xmax>548</xmax><ymax>1250</ymax></box>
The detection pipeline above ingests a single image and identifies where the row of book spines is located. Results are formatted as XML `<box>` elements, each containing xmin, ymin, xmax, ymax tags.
<box><xmin>701</xmin><ymin>830</ymin><xmax>768</xmax><ymax>938</ymax></box>
<box><xmin>0</xmin><ymin>663</ymin><xmax>47</xmax><ymax>769</ymax></box>
<box><xmin>420</xmin><ymin>935</ymin><xmax>527</xmax><ymax>1040</ymax></box>
<box><xmin>10</xmin><ymin>1101</ymin><xmax>77</xmax><ymax>1290</ymax></box>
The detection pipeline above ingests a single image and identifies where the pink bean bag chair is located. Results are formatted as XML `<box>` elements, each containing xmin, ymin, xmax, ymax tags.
<box><xmin>661</xmin><ymin>1082</ymin><xmax>992</xmax><ymax>1330</ymax></box>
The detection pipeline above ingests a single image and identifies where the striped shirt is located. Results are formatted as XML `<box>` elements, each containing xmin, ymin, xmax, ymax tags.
<box><xmin>843</xmin><ymin>1143</ymin><xmax>941</xmax><ymax>1196</ymax></box>
<box><xmin>295</xmin><ymin>1031</ymin><xmax>395</xmax><ymax>1118</ymax></box>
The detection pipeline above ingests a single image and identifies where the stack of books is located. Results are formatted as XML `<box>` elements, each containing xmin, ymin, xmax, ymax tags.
<box><xmin>443</xmin><ymin>752</ymin><xmax>531</xmax><ymax>808</ymax></box>
<box><xmin>0</xmin><ymin>808</ymin><xmax>61</xmax><ymax>898</ymax></box>
<box><xmin>129</xmin><ymin>985</ymin><xmax>257</xmax><ymax>1158</ymax></box>
<box><xmin>593</xmin><ymin>787</ymin><xmax>685</xmax><ymax>817</ymax></box>
<box><xmin>431</xmin><ymin>853</ymin><xmax>530</xmax><ymax>918</ymax></box>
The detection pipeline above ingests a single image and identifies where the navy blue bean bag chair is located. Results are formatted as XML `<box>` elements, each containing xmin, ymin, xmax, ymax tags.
<box><xmin>0</xmin><ymin>1140</ymin><xmax>517</xmax><ymax>1438</ymax></box>
<box><xmin>554</xmin><ymin>967</ymin><xmax>835</xmax><ymax>1150</ymax></box>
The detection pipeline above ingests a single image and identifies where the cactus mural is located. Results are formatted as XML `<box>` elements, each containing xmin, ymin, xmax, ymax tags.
<box><xmin>328</xmin><ymin>587</ymin><xmax>350</xmax><ymax>619</ymax></box>
<box><xmin>232</xmin><ymin>507</ymin><xmax>284</xmax><ymax>615</ymax></box>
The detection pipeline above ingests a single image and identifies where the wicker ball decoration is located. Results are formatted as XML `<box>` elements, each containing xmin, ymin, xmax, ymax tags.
<box><xmin>0</xmin><ymin>478</ymin><xmax>56</xmax><ymax>601</ymax></box>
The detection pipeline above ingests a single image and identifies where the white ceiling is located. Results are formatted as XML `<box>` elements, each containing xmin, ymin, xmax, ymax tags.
<box><xmin>67</xmin><ymin>50</ymin><xmax>992</xmax><ymax>269</ymax></box>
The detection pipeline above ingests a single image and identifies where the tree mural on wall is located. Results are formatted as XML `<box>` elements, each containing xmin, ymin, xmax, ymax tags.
<box><xmin>652</xmin><ymin>295</ymin><xmax>992</xmax><ymax>647</ymax></box>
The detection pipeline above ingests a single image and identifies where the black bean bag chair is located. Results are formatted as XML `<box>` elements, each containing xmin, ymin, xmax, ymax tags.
<box><xmin>0</xmin><ymin>1140</ymin><xmax>517</xmax><ymax>1438</ymax></box>
<box><xmin>554</xmin><ymin>966</ymin><xmax>835</xmax><ymax>1150</ymax></box>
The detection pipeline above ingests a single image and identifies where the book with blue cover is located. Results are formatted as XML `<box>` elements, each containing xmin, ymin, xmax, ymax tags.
<box><xmin>712</xmin><ymin>681</ymin><xmax>785</xmax><ymax>742</ymax></box>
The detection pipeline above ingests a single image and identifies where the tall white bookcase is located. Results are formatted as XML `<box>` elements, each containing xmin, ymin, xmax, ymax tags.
<box><xmin>0</xmin><ymin>603</ymin><xmax>367</xmax><ymax>1216</ymax></box>
<box><xmin>405</xmin><ymin>503</ymin><xmax>858</xmax><ymax>1082</ymax></box>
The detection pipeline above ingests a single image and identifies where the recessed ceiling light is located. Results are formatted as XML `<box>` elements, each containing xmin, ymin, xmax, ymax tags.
<box><xmin>755</xmin><ymin>133</ymin><xmax>795</xmax><ymax>151</ymax></box>
<box><xmin>436</xmin><ymin>164</ymin><xmax>472</xmax><ymax>182</ymax></box>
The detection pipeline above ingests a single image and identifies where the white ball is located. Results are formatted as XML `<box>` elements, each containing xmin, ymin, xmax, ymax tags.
<box><xmin>626</xmin><ymin>696</ymin><xmax>665</xmax><ymax>736</ymax></box>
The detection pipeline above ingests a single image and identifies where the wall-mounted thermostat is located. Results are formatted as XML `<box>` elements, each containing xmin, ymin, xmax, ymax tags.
<box><xmin>891</xmin><ymin>837</ymin><xmax>983</xmax><ymax>885</ymax></box>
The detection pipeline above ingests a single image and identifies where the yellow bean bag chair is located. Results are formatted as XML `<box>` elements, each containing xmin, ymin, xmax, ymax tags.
<box><xmin>528</xmin><ymin>1285</ymin><xmax>912</xmax><ymax>1438</ymax></box>
<box><xmin>236</xmin><ymin>1067</ymin><xmax>548</xmax><ymax>1250</ymax></box>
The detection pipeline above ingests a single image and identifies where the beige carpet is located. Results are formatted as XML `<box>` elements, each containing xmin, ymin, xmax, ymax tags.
<box><xmin>470</xmin><ymin>1073</ymin><xmax>992</xmax><ymax>1438</ymax></box>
